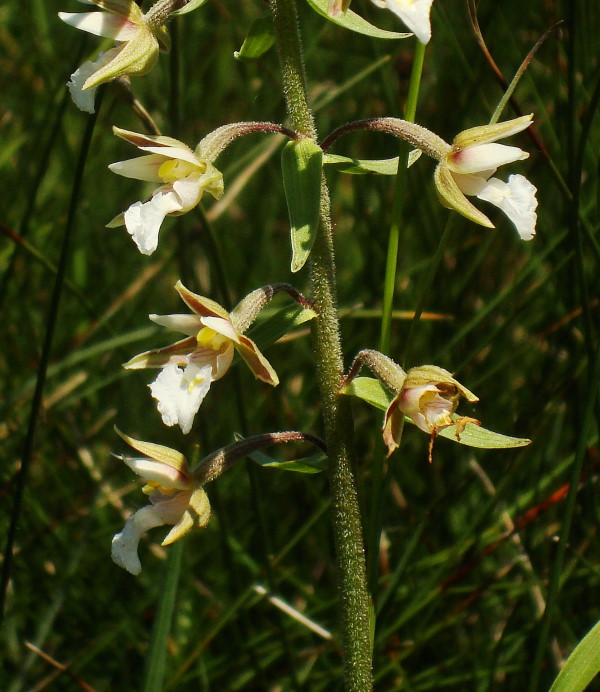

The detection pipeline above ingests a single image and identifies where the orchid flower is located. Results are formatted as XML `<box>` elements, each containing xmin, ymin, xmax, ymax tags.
<box><xmin>382</xmin><ymin>365</ymin><xmax>479</xmax><ymax>456</ymax></box>
<box><xmin>434</xmin><ymin>114</ymin><xmax>538</xmax><ymax>240</ymax></box>
<box><xmin>107</xmin><ymin>127</ymin><xmax>224</xmax><ymax>255</ymax></box>
<box><xmin>124</xmin><ymin>281</ymin><xmax>279</xmax><ymax>434</ymax></box>
<box><xmin>58</xmin><ymin>0</ymin><xmax>171</xmax><ymax>113</ymax></box>
<box><xmin>111</xmin><ymin>429</ymin><xmax>210</xmax><ymax>575</ymax></box>
<box><xmin>370</xmin><ymin>0</ymin><xmax>434</xmax><ymax>44</ymax></box>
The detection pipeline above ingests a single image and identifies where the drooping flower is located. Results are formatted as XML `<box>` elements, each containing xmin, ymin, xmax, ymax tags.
<box><xmin>111</xmin><ymin>429</ymin><xmax>210</xmax><ymax>575</ymax></box>
<box><xmin>107</xmin><ymin>127</ymin><xmax>224</xmax><ymax>255</ymax></box>
<box><xmin>434</xmin><ymin>114</ymin><xmax>538</xmax><ymax>240</ymax></box>
<box><xmin>370</xmin><ymin>0</ymin><xmax>434</xmax><ymax>44</ymax></box>
<box><xmin>124</xmin><ymin>281</ymin><xmax>279</xmax><ymax>434</ymax></box>
<box><xmin>383</xmin><ymin>364</ymin><xmax>479</xmax><ymax>456</ymax></box>
<box><xmin>58</xmin><ymin>0</ymin><xmax>171</xmax><ymax>113</ymax></box>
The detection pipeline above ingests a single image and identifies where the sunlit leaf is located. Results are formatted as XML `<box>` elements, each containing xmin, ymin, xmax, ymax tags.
<box><xmin>281</xmin><ymin>139</ymin><xmax>323</xmax><ymax>272</ymax></box>
<box><xmin>234</xmin><ymin>12</ymin><xmax>275</xmax><ymax>61</ymax></box>
<box><xmin>550</xmin><ymin>618</ymin><xmax>600</xmax><ymax>692</ymax></box>
<box><xmin>249</xmin><ymin>448</ymin><xmax>327</xmax><ymax>473</ymax></box>
<box><xmin>323</xmin><ymin>153</ymin><xmax>399</xmax><ymax>175</ymax></box>
<box><xmin>169</xmin><ymin>0</ymin><xmax>210</xmax><ymax>17</ymax></box>
<box><xmin>305</xmin><ymin>0</ymin><xmax>411</xmax><ymax>39</ymax></box>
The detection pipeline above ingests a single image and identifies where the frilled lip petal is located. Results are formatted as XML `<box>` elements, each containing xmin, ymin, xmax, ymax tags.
<box><xmin>235</xmin><ymin>334</ymin><xmax>279</xmax><ymax>386</ymax></box>
<box><xmin>434</xmin><ymin>164</ymin><xmax>494</xmax><ymax>228</ymax></box>
<box><xmin>447</xmin><ymin>143</ymin><xmax>528</xmax><ymax>175</ymax></box>
<box><xmin>58</xmin><ymin>11</ymin><xmax>139</xmax><ymax>40</ymax></box>
<box><xmin>382</xmin><ymin>0</ymin><xmax>434</xmax><ymax>44</ymax></box>
<box><xmin>108</xmin><ymin>154</ymin><xmax>165</xmax><ymax>182</ymax></box>
<box><xmin>65</xmin><ymin>53</ymin><xmax>114</xmax><ymax>114</ymax></box>
<box><xmin>149</xmin><ymin>363</ymin><xmax>214</xmax><ymax>434</ymax></box>
<box><xmin>111</xmin><ymin>505</ymin><xmax>166</xmax><ymax>575</ymax></box>
<box><xmin>123</xmin><ymin>336</ymin><xmax>198</xmax><ymax>369</ymax></box>
<box><xmin>123</xmin><ymin>188</ymin><xmax>182</xmax><ymax>255</ymax></box>
<box><xmin>476</xmin><ymin>174</ymin><xmax>538</xmax><ymax>240</ymax></box>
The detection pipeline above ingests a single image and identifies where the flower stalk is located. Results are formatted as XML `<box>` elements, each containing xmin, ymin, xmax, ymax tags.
<box><xmin>270</xmin><ymin>0</ymin><xmax>373</xmax><ymax>688</ymax></box>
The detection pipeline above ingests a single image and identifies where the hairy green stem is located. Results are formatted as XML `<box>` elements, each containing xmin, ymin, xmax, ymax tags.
<box><xmin>270</xmin><ymin>0</ymin><xmax>372</xmax><ymax>688</ymax></box>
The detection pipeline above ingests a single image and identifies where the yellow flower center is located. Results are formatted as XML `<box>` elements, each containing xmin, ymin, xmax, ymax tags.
<box><xmin>196</xmin><ymin>326</ymin><xmax>230</xmax><ymax>351</ymax></box>
<box><xmin>158</xmin><ymin>158</ymin><xmax>202</xmax><ymax>183</ymax></box>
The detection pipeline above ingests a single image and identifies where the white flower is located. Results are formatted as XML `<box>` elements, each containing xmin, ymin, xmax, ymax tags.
<box><xmin>58</xmin><ymin>0</ymin><xmax>170</xmax><ymax>113</ymax></box>
<box><xmin>111</xmin><ymin>430</ymin><xmax>210</xmax><ymax>575</ymax></box>
<box><xmin>434</xmin><ymin>114</ymin><xmax>538</xmax><ymax>240</ymax></box>
<box><xmin>370</xmin><ymin>0</ymin><xmax>434</xmax><ymax>44</ymax></box>
<box><xmin>107</xmin><ymin>127</ymin><xmax>224</xmax><ymax>254</ymax></box>
<box><xmin>124</xmin><ymin>281</ymin><xmax>278</xmax><ymax>434</ymax></box>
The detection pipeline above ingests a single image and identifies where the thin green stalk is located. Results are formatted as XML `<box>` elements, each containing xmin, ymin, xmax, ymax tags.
<box><xmin>366</xmin><ymin>39</ymin><xmax>426</xmax><ymax>594</ymax></box>
<box><xmin>270</xmin><ymin>0</ymin><xmax>372</xmax><ymax>688</ymax></box>
<box><xmin>0</xmin><ymin>103</ymin><xmax>101</xmax><ymax>621</ymax></box>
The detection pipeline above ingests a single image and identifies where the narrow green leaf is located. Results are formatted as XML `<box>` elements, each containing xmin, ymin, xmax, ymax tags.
<box><xmin>281</xmin><ymin>139</ymin><xmax>323</xmax><ymax>272</ymax></box>
<box><xmin>323</xmin><ymin>153</ymin><xmax>399</xmax><ymax>175</ymax></box>
<box><xmin>436</xmin><ymin>419</ymin><xmax>531</xmax><ymax>449</ymax></box>
<box><xmin>247</xmin><ymin>304</ymin><xmax>317</xmax><ymax>347</ymax></box>
<box><xmin>249</xmin><ymin>448</ymin><xmax>327</xmax><ymax>473</ymax></box>
<box><xmin>342</xmin><ymin>376</ymin><xmax>392</xmax><ymax>409</ymax></box>
<box><xmin>305</xmin><ymin>0</ymin><xmax>411</xmax><ymax>39</ymax></box>
<box><xmin>234</xmin><ymin>12</ymin><xmax>275</xmax><ymax>61</ymax></box>
<box><xmin>343</xmin><ymin>377</ymin><xmax>531</xmax><ymax>449</ymax></box>
<box><xmin>170</xmin><ymin>0</ymin><xmax>210</xmax><ymax>17</ymax></box>
<box><xmin>550</xmin><ymin>618</ymin><xmax>600</xmax><ymax>692</ymax></box>
<box><xmin>141</xmin><ymin>541</ymin><xmax>183</xmax><ymax>692</ymax></box>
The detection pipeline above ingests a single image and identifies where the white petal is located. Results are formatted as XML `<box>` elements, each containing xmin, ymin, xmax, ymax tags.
<box><xmin>150</xmin><ymin>313</ymin><xmax>203</xmax><ymax>335</ymax></box>
<box><xmin>377</xmin><ymin>0</ymin><xmax>434</xmax><ymax>43</ymax></box>
<box><xmin>118</xmin><ymin>456</ymin><xmax>190</xmax><ymax>488</ymax></box>
<box><xmin>149</xmin><ymin>363</ymin><xmax>214</xmax><ymax>434</ymax></box>
<box><xmin>111</xmin><ymin>505</ymin><xmax>166</xmax><ymax>575</ymax></box>
<box><xmin>123</xmin><ymin>188</ymin><xmax>182</xmax><ymax>255</ymax></box>
<box><xmin>476</xmin><ymin>174</ymin><xmax>538</xmax><ymax>240</ymax></box>
<box><xmin>199</xmin><ymin>315</ymin><xmax>239</xmax><ymax>342</ymax></box>
<box><xmin>171</xmin><ymin>175</ymin><xmax>204</xmax><ymax>213</ymax></box>
<box><xmin>137</xmin><ymin>145</ymin><xmax>201</xmax><ymax>167</ymax></box>
<box><xmin>448</xmin><ymin>143</ymin><xmax>528</xmax><ymax>175</ymax></box>
<box><xmin>58</xmin><ymin>11</ymin><xmax>138</xmax><ymax>40</ymax></box>
<box><xmin>65</xmin><ymin>52</ymin><xmax>109</xmax><ymax>113</ymax></box>
<box><xmin>108</xmin><ymin>154</ymin><xmax>165</xmax><ymax>182</ymax></box>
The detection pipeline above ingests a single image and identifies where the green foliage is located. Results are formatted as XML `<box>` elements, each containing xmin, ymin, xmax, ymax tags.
<box><xmin>2</xmin><ymin>0</ymin><xmax>600</xmax><ymax>690</ymax></box>
<box><xmin>550</xmin><ymin>617</ymin><xmax>600</xmax><ymax>691</ymax></box>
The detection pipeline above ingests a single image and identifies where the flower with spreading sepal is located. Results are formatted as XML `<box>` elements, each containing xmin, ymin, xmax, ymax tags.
<box><xmin>111</xmin><ymin>429</ymin><xmax>210</xmax><ymax>575</ymax></box>
<box><xmin>370</xmin><ymin>0</ymin><xmax>434</xmax><ymax>44</ymax></box>
<box><xmin>382</xmin><ymin>364</ymin><xmax>479</xmax><ymax>457</ymax></box>
<box><xmin>434</xmin><ymin>114</ymin><xmax>538</xmax><ymax>240</ymax></box>
<box><xmin>107</xmin><ymin>127</ymin><xmax>224</xmax><ymax>255</ymax></box>
<box><xmin>124</xmin><ymin>281</ymin><xmax>279</xmax><ymax>434</ymax></box>
<box><xmin>58</xmin><ymin>0</ymin><xmax>172</xmax><ymax>113</ymax></box>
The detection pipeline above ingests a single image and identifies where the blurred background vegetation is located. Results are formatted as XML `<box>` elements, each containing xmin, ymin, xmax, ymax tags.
<box><xmin>1</xmin><ymin>0</ymin><xmax>599</xmax><ymax>689</ymax></box>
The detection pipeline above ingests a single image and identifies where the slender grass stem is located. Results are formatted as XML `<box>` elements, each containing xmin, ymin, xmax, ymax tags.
<box><xmin>270</xmin><ymin>0</ymin><xmax>372</xmax><ymax>688</ymax></box>
<box><xmin>366</xmin><ymin>39</ymin><xmax>426</xmax><ymax>594</ymax></box>
<box><xmin>0</xmin><ymin>103</ymin><xmax>101</xmax><ymax>621</ymax></box>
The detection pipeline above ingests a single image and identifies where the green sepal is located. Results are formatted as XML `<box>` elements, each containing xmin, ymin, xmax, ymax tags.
<box><xmin>323</xmin><ymin>153</ymin><xmax>399</xmax><ymax>175</ymax></box>
<box><xmin>305</xmin><ymin>0</ymin><xmax>411</xmax><ymax>39</ymax></box>
<box><xmin>281</xmin><ymin>138</ymin><xmax>323</xmax><ymax>273</ymax></box>
<box><xmin>234</xmin><ymin>12</ymin><xmax>275</xmax><ymax>61</ymax></box>
<box><xmin>169</xmin><ymin>0</ymin><xmax>210</xmax><ymax>17</ymax></box>
<box><xmin>248</xmin><ymin>448</ymin><xmax>327</xmax><ymax>473</ymax></box>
